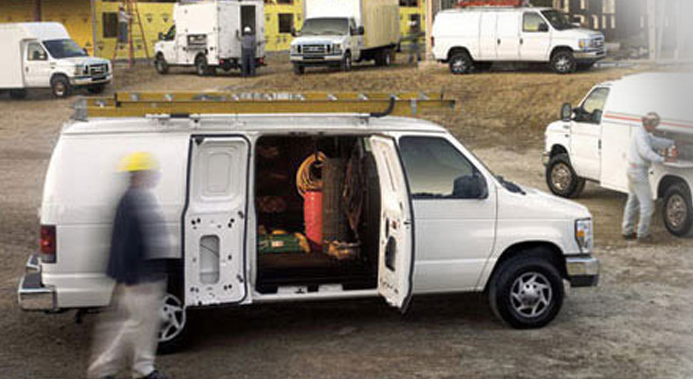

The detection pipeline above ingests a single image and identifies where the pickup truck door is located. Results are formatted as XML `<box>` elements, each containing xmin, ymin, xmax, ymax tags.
<box><xmin>520</xmin><ymin>11</ymin><xmax>552</xmax><ymax>61</ymax></box>
<box><xmin>496</xmin><ymin>12</ymin><xmax>521</xmax><ymax>60</ymax></box>
<box><xmin>23</xmin><ymin>41</ymin><xmax>52</xmax><ymax>88</ymax></box>
<box><xmin>184</xmin><ymin>136</ymin><xmax>249</xmax><ymax>307</ymax></box>
<box><xmin>370</xmin><ymin>136</ymin><xmax>414</xmax><ymax>311</ymax></box>
<box><xmin>570</xmin><ymin>87</ymin><xmax>610</xmax><ymax>181</ymax></box>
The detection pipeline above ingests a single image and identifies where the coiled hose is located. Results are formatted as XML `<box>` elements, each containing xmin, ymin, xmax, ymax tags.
<box><xmin>296</xmin><ymin>152</ymin><xmax>327</xmax><ymax>197</ymax></box>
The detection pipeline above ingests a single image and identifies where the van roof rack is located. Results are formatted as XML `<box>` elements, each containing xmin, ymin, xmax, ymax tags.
<box><xmin>73</xmin><ymin>91</ymin><xmax>456</xmax><ymax>120</ymax></box>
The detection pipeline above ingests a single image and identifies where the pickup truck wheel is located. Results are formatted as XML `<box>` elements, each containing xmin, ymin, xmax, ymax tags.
<box><xmin>157</xmin><ymin>291</ymin><xmax>189</xmax><ymax>354</ymax></box>
<box><xmin>9</xmin><ymin>89</ymin><xmax>27</xmax><ymax>100</ymax></box>
<box><xmin>449</xmin><ymin>51</ymin><xmax>473</xmax><ymax>75</ymax></box>
<box><xmin>293</xmin><ymin>64</ymin><xmax>305</xmax><ymax>75</ymax></box>
<box><xmin>551</xmin><ymin>51</ymin><xmax>577</xmax><ymax>74</ymax></box>
<box><xmin>341</xmin><ymin>52</ymin><xmax>352</xmax><ymax>72</ymax></box>
<box><xmin>489</xmin><ymin>255</ymin><xmax>564</xmax><ymax>329</ymax></box>
<box><xmin>195</xmin><ymin>55</ymin><xmax>210</xmax><ymax>76</ymax></box>
<box><xmin>50</xmin><ymin>76</ymin><xmax>72</xmax><ymax>98</ymax></box>
<box><xmin>155</xmin><ymin>55</ymin><xmax>169</xmax><ymax>75</ymax></box>
<box><xmin>663</xmin><ymin>183</ymin><xmax>693</xmax><ymax>237</ymax></box>
<box><xmin>546</xmin><ymin>154</ymin><xmax>585</xmax><ymax>198</ymax></box>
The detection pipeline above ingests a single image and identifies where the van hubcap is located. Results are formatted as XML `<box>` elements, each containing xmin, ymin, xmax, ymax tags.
<box><xmin>556</xmin><ymin>57</ymin><xmax>571</xmax><ymax>72</ymax></box>
<box><xmin>54</xmin><ymin>83</ymin><xmax>66</xmax><ymax>96</ymax></box>
<box><xmin>551</xmin><ymin>163</ymin><xmax>572</xmax><ymax>191</ymax></box>
<box><xmin>511</xmin><ymin>272</ymin><xmax>552</xmax><ymax>318</ymax></box>
<box><xmin>159</xmin><ymin>294</ymin><xmax>186</xmax><ymax>343</ymax></box>
<box><xmin>667</xmin><ymin>194</ymin><xmax>688</xmax><ymax>228</ymax></box>
<box><xmin>452</xmin><ymin>58</ymin><xmax>466</xmax><ymax>73</ymax></box>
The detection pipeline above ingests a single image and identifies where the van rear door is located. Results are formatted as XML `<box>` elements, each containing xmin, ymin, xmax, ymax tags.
<box><xmin>369</xmin><ymin>136</ymin><xmax>414</xmax><ymax>311</ymax></box>
<box><xmin>184</xmin><ymin>136</ymin><xmax>250</xmax><ymax>306</ymax></box>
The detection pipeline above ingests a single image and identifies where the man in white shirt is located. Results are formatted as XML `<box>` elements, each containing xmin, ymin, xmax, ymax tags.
<box><xmin>118</xmin><ymin>4</ymin><xmax>131</xmax><ymax>44</ymax></box>
<box><xmin>622</xmin><ymin>112</ymin><xmax>675</xmax><ymax>242</ymax></box>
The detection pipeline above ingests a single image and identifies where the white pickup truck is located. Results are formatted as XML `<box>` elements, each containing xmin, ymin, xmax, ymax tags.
<box><xmin>19</xmin><ymin>92</ymin><xmax>599</xmax><ymax>352</ymax></box>
<box><xmin>544</xmin><ymin>73</ymin><xmax>693</xmax><ymax>236</ymax></box>
<box><xmin>0</xmin><ymin>22</ymin><xmax>112</xmax><ymax>98</ymax></box>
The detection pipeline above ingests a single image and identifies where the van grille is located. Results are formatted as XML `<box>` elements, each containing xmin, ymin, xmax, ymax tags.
<box><xmin>302</xmin><ymin>44</ymin><xmax>327</xmax><ymax>55</ymax></box>
<box><xmin>90</xmin><ymin>64</ymin><xmax>108</xmax><ymax>76</ymax></box>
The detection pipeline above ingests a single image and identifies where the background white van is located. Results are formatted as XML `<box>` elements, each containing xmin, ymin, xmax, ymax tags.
<box><xmin>432</xmin><ymin>7</ymin><xmax>606</xmax><ymax>74</ymax></box>
<box><xmin>0</xmin><ymin>23</ymin><xmax>112</xmax><ymax>98</ymax></box>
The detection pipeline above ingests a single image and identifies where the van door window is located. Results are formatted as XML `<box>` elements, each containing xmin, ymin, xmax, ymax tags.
<box><xmin>523</xmin><ymin>12</ymin><xmax>548</xmax><ymax>33</ymax></box>
<box><xmin>399</xmin><ymin>137</ymin><xmax>484</xmax><ymax>200</ymax></box>
<box><xmin>27</xmin><ymin>43</ymin><xmax>48</xmax><ymax>61</ymax></box>
<box><xmin>577</xmin><ymin>88</ymin><xmax>610</xmax><ymax>124</ymax></box>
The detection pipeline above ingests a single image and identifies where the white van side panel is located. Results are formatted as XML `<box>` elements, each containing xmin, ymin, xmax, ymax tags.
<box><xmin>432</xmin><ymin>12</ymin><xmax>481</xmax><ymax>61</ymax></box>
<box><xmin>41</xmin><ymin>132</ymin><xmax>189</xmax><ymax>308</ymax></box>
<box><xmin>0</xmin><ymin>27</ymin><xmax>26</xmax><ymax>88</ymax></box>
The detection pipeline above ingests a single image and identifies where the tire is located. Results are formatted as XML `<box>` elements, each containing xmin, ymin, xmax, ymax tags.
<box><xmin>50</xmin><ymin>75</ymin><xmax>72</xmax><ymax>98</ymax></box>
<box><xmin>546</xmin><ymin>153</ymin><xmax>585</xmax><ymax>198</ymax></box>
<box><xmin>87</xmin><ymin>84</ymin><xmax>106</xmax><ymax>95</ymax></box>
<box><xmin>375</xmin><ymin>50</ymin><xmax>392</xmax><ymax>67</ymax></box>
<box><xmin>293</xmin><ymin>63</ymin><xmax>305</xmax><ymax>75</ymax></box>
<box><xmin>489</xmin><ymin>253</ymin><xmax>564</xmax><ymax>329</ymax></box>
<box><xmin>157</xmin><ymin>290</ymin><xmax>190</xmax><ymax>355</ymax></box>
<box><xmin>662</xmin><ymin>183</ymin><xmax>693</xmax><ymax>237</ymax></box>
<box><xmin>195</xmin><ymin>55</ymin><xmax>210</xmax><ymax>76</ymax></box>
<box><xmin>551</xmin><ymin>50</ymin><xmax>577</xmax><ymax>74</ymax></box>
<box><xmin>341</xmin><ymin>52</ymin><xmax>352</xmax><ymax>72</ymax></box>
<box><xmin>155</xmin><ymin>54</ymin><xmax>169</xmax><ymax>75</ymax></box>
<box><xmin>449</xmin><ymin>51</ymin><xmax>474</xmax><ymax>75</ymax></box>
<box><xmin>9</xmin><ymin>89</ymin><xmax>27</xmax><ymax>100</ymax></box>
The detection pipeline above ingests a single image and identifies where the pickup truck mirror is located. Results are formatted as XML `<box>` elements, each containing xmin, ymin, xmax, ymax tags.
<box><xmin>357</xmin><ymin>26</ymin><xmax>365</xmax><ymax>36</ymax></box>
<box><xmin>158</xmin><ymin>32</ymin><xmax>164</xmax><ymax>40</ymax></box>
<box><xmin>561</xmin><ymin>103</ymin><xmax>573</xmax><ymax>122</ymax></box>
<box><xmin>453</xmin><ymin>174</ymin><xmax>488</xmax><ymax>200</ymax></box>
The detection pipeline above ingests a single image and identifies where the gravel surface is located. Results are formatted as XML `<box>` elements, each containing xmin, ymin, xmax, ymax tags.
<box><xmin>1</xmin><ymin>57</ymin><xmax>692</xmax><ymax>379</ymax></box>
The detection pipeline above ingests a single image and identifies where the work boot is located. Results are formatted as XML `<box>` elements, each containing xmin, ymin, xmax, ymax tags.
<box><xmin>140</xmin><ymin>370</ymin><xmax>169</xmax><ymax>379</ymax></box>
<box><xmin>622</xmin><ymin>232</ymin><xmax>637</xmax><ymax>241</ymax></box>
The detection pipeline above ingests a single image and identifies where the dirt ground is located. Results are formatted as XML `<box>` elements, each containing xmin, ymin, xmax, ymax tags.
<box><xmin>2</xmin><ymin>55</ymin><xmax>693</xmax><ymax>379</ymax></box>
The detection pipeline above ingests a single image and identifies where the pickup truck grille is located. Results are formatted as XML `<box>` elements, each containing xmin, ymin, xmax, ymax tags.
<box><xmin>90</xmin><ymin>64</ymin><xmax>108</xmax><ymax>76</ymax></box>
<box><xmin>302</xmin><ymin>44</ymin><xmax>327</xmax><ymax>55</ymax></box>
<box><xmin>593</xmin><ymin>37</ymin><xmax>605</xmax><ymax>49</ymax></box>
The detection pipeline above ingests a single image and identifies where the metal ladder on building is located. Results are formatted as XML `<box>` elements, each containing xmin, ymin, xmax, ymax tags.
<box><xmin>113</xmin><ymin>0</ymin><xmax>150</xmax><ymax>69</ymax></box>
<box><xmin>74</xmin><ymin>91</ymin><xmax>456</xmax><ymax>120</ymax></box>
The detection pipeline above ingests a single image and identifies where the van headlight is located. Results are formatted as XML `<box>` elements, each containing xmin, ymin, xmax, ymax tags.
<box><xmin>575</xmin><ymin>218</ymin><xmax>593</xmax><ymax>253</ymax></box>
<box><xmin>291</xmin><ymin>45</ymin><xmax>300</xmax><ymax>55</ymax></box>
<box><xmin>74</xmin><ymin>64</ymin><xmax>88</xmax><ymax>76</ymax></box>
<box><xmin>333</xmin><ymin>43</ymin><xmax>342</xmax><ymax>55</ymax></box>
<box><xmin>578</xmin><ymin>39</ymin><xmax>590</xmax><ymax>50</ymax></box>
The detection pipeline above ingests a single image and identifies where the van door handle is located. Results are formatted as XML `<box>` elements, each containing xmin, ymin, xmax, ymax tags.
<box><xmin>520</xmin><ymin>38</ymin><xmax>524</xmax><ymax>45</ymax></box>
<box><xmin>497</xmin><ymin>39</ymin><xmax>501</xmax><ymax>45</ymax></box>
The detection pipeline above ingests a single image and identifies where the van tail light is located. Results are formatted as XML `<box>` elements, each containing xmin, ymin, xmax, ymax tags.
<box><xmin>40</xmin><ymin>225</ymin><xmax>57</xmax><ymax>263</ymax></box>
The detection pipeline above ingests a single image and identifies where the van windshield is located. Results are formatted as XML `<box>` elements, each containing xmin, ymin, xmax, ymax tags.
<box><xmin>540</xmin><ymin>10</ymin><xmax>576</xmax><ymax>31</ymax></box>
<box><xmin>43</xmin><ymin>39</ymin><xmax>88</xmax><ymax>58</ymax></box>
<box><xmin>301</xmin><ymin>18</ymin><xmax>349</xmax><ymax>36</ymax></box>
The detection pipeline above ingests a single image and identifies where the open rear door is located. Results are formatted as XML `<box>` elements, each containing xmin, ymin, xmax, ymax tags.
<box><xmin>184</xmin><ymin>137</ymin><xmax>249</xmax><ymax>307</ymax></box>
<box><xmin>369</xmin><ymin>136</ymin><xmax>414</xmax><ymax>312</ymax></box>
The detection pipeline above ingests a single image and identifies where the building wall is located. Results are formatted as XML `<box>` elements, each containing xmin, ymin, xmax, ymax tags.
<box><xmin>264</xmin><ymin>0</ymin><xmax>305</xmax><ymax>52</ymax></box>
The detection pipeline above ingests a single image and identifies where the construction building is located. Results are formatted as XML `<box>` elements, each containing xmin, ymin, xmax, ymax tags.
<box><xmin>1</xmin><ymin>0</ymin><xmax>426</xmax><ymax>59</ymax></box>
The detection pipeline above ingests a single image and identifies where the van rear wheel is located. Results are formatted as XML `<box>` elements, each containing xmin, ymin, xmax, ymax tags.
<box><xmin>50</xmin><ymin>75</ymin><xmax>72</xmax><ymax>98</ymax></box>
<box><xmin>663</xmin><ymin>183</ymin><xmax>693</xmax><ymax>237</ymax></box>
<box><xmin>157</xmin><ymin>291</ymin><xmax>189</xmax><ymax>354</ymax></box>
<box><xmin>195</xmin><ymin>55</ymin><xmax>211</xmax><ymax>76</ymax></box>
<box><xmin>489</xmin><ymin>253</ymin><xmax>564</xmax><ymax>329</ymax></box>
<box><xmin>546</xmin><ymin>154</ymin><xmax>585</xmax><ymax>198</ymax></box>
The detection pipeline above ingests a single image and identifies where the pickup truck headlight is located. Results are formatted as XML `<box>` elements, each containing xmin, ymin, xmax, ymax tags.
<box><xmin>333</xmin><ymin>43</ymin><xmax>343</xmax><ymax>55</ymax></box>
<box><xmin>291</xmin><ymin>45</ymin><xmax>300</xmax><ymax>55</ymax></box>
<box><xmin>575</xmin><ymin>219</ymin><xmax>593</xmax><ymax>253</ymax></box>
<box><xmin>74</xmin><ymin>65</ymin><xmax>88</xmax><ymax>76</ymax></box>
<box><xmin>578</xmin><ymin>39</ymin><xmax>590</xmax><ymax>50</ymax></box>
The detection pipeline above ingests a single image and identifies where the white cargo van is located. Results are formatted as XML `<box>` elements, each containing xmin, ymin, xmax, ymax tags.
<box><xmin>290</xmin><ymin>0</ymin><xmax>400</xmax><ymax>74</ymax></box>
<box><xmin>0</xmin><ymin>22</ymin><xmax>112</xmax><ymax>98</ymax></box>
<box><xmin>432</xmin><ymin>7</ymin><xmax>606</xmax><ymax>74</ymax></box>
<box><xmin>19</xmin><ymin>92</ymin><xmax>598</xmax><ymax>352</ymax></box>
<box><xmin>153</xmin><ymin>0</ymin><xmax>265</xmax><ymax>76</ymax></box>
<box><xmin>544</xmin><ymin>73</ymin><xmax>693</xmax><ymax>236</ymax></box>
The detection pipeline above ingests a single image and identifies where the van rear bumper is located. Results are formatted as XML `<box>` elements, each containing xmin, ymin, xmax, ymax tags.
<box><xmin>566</xmin><ymin>254</ymin><xmax>600</xmax><ymax>287</ymax></box>
<box><xmin>18</xmin><ymin>255</ymin><xmax>58</xmax><ymax>312</ymax></box>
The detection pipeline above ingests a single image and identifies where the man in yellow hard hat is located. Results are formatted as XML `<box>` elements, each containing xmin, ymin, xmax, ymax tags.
<box><xmin>88</xmin><ymin>152</ymin><xmax>170</xmax><ymax>379</ymax></box>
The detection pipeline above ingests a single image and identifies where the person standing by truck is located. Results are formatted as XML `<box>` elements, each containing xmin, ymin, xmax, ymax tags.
<box><xmin>87</xmin><ymin>152</ymin><xmax>170</xmax><ymax>379</ymax></box>
<box><xmin>403</xmin><ymin>19</ymin><xmax>424</xmax><ymax>66</ymax></box>
<box><xmin>622</xmin><ymin>112</ymin><xmax>676</xmax><ymax>243</ymax></box>
<box><xmin>238</xmin><ymin>26</ymin><xmax>258</xmax><ymax>77</ymax></box>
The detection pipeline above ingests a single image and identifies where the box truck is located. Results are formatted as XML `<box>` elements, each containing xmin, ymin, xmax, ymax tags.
<box><xmin>290</xmin><ymin>0</ymin><xmax>400</xmax><ymax>74</ymax></box>
<box><xmin>154</xmin><ymin>0</ymin><xmax>265</xmax><ymax>76</ymax></box>
<box><xmin>0</xmin><ymin>23</ymin><xmax>112</xmax><ymax>98</ymax></box>
<box><xmin>544</xmin><ymin>73</ymin><xmax>693</xmax><ymax>236</ymax></box>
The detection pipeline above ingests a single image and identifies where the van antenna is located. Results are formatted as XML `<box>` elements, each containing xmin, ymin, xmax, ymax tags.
<box><xmin>370</xmin><ymin>96</ymin><xmax>397</xmax><ymax>118</ymax></box>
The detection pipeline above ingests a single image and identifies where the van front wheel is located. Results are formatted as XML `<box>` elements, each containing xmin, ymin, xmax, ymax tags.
<box><xmin>546</xmin><ymin>154</ymin><xmax>585</xmax><ymax>198</ymax></box>
<box><xmin>51</xmin><ymin>76</ymin><xmax>72</xmax><ymax>98</ymax></box>
<box><xmin>489</xmin><ymin>254</ymin><xmax>564</xmax><ymax>329</ymax></box>
<box><xmin>155</xmin><ymin>54</ymin><xmax>169</xmax><ymax>75</ymax></box>
<box><xmin>551</xmin><ymin>51</ymin><xmax>577</xmax><ymax>74</ymax></box>
<box><xmin>663</xmin><ymin>183</ymin><xmax>693</xmax><ymax>237</ymax></box>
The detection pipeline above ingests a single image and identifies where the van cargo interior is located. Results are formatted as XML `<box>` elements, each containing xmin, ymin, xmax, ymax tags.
<box><xmin>254</xmin><ymin>135</ymin><xmax>381</xmax><ymax>294</ymax></box>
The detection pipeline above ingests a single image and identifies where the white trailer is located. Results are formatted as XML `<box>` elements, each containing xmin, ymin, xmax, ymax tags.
<box><xmin>544</xmin><ymin>73</ymin><xmax>693</xmax><ymax>236</ymax></box>
<box><xmin>290</xmin><ymin>0</ymin><xmax>400</xmax><ymax>74</ymax></box>
<box><xmin>0</xmin><ymin>23</ymin><xmax>112</xmax><ymax>98</ymax></box>
<box><xmin>154</xmin><ymin>0</ymin><xmax>265</xmax><ymax>76</ymax></box>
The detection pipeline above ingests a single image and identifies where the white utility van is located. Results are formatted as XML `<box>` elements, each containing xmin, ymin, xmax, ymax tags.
<box><xmin>0</xmin><ymin>22</ymin><xmax>112</xmax><ymax>98</ymax></box>
<box><xmin>19</xmin><ymin>92</ymin><xmax>599</xmax><ymax>352</ymax></box>
<box><xmin>290</xmin><ymin>0</ymin><xmax>400</xmax><ymax>74</ymax></box>
<box><xmin>544</xmin><ymin>73</ymin><xmax>693</xmax><ymax>236</ymax></box>
<box><xmin>153</xmin><ymin>0</ymin><xmax>265</xmax><ymax>76</ymax></box>
<box><xmin>432</xmin><ymin>6</ymin><xmax>606</xmax><ymax>74</ymax></box>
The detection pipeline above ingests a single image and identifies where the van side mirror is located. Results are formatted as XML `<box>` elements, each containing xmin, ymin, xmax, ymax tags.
<box><xmin>453</xmin><ymin>174</ymin><xmax>488</xmax><ymax>199</ymax></box>
<box><xmin>561</xmin><ymin>103</ymin><xmax>573</xmax><ymax>122</ymax></box>
<box><xmin>538</xmin><ymin>23</ymin><xmax>549</xmax><ymax>32</ymax></box>
<box><xmin>357</xmin><ymin>26</ymin><xmax>365</xmax><ymax>36</ymax></box>
<box><xmin>592</xmin><ymin>109</ymin><xmax>603</xmax><ymax>123</ymax></box>
<box><xmin>158</xmin><ymin>32</ymin><xmax>164</xmax><ymax>40</ymax></box>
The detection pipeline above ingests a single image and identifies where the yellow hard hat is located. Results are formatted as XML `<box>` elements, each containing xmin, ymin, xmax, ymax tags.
<box><xmin>118</xmin><ymin>152</ymin><xmax>159</xmax><ymax>172</ymax></box>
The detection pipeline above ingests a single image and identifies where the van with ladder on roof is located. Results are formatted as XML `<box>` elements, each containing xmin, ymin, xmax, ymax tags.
<box><xmin>544</xmin><ymin>73</ymin><xmax>693</xmax><ymax>237</ymax></box>
<box><xmin>19</xmin><ymin>92</ymin><xmax>599</xmax><ymax>352</ymax></box>
<box><xmin>431</xmin><ymin>0</ymin><xmax>606</xmax><ymax>74</ymax></box>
